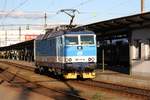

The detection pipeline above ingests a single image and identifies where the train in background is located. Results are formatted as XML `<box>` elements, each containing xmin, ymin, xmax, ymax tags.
<box><xmin>34</xmin><ymin>29</ymin><xmax>97</xmax><ymax>79</ymax></box>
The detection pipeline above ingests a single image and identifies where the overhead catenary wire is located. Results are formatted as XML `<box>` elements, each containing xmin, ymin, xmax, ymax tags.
<box><xmin>0</xmin><ymin>0</ymin><xmax>97</xmax><ymax>26</ymax></box>
<box><xmin>1</xmin><ymin>0</ymin><xmax>144</xmax><ymax>29</ymax></box>
<box><xmin>70</xmin><ymin>0</ymin><xmax>134</xmax><ymax>22</ymax></box>
<box><xmin>72</xmin><ymin>0</ymin><xmax>95</xmax><ymax>8</ymax></box>
<box><xmin>0</xmin><ymin>11</ymin><xmax>56</xmax><ymax>19</ymax></box>
<box><xmin>0</xmin><ymin>0</ymin><xmax>29</xmax><ymax>30</ymax></box>
<box><xmin>86</xmin><ymin>0</ymin><xmax>134</xmax><ymax>23</ymax></box>
<box><xmin>1</xmin><ymin>0</ymin><xmax>29</xmax><ymax>23</ymax></box>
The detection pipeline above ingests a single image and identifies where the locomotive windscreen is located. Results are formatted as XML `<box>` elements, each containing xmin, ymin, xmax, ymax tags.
<box><xmin>81</xmin><ymin>35</ymin><xmax>94</xmax><ymax>45</ymax></box>
<box><xmin>65</xmin><ymin>36</ymin><xmax>78</xmax><ymax>45</ymax></box>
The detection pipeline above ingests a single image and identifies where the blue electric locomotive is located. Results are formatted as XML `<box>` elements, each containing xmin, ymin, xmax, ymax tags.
<box><xmin>34</xmin><ymin>29</ymin><xmax>97</xmax><ymax>79</ymax></box>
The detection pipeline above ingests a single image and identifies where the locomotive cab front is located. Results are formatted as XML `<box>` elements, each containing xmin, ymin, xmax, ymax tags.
<box><xmin>63</xmin><ymin>31</ymin><xmax>97</xmax><ymax>79</ymax></box>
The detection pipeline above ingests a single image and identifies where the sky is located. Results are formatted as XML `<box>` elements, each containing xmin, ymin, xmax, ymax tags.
<box><xmin>0</xmin><ymin>0</ymin><xmax>150</xmax><ymax>27</ymax></box>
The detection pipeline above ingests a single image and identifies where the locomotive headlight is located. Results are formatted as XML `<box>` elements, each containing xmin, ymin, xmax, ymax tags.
<box><xmin>65</xmin><ymin>58</ymin><xmax>72</xmax><ymax>62</ymax></box>
<box><xmin>68</xmin><ymin>58</ymin><xmax>72</xmax><ymax>62</ymax></box>
<box><xmin>88</xmin><ymin>57</ymin><xmax>95</xmax><ymax>62</ymax></box>
<box><xmin>65</xmin><ymin>58</ymin><xmax>68</xmax><ymax>62</ymax></box>
<box><xmin>92</xmin><ymin>57</ymin><xmax>95</xmax><ymax>61</ymax></box>
<box><xmin>88</xmin><ymin>58</ymin><xmax>92</xmax><ymax>62</ymax></box>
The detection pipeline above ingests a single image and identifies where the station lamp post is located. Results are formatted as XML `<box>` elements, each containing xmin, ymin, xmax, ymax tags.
<box><xmin>44</xmin><ymin>13</ymin><xmax>47</xmax><ymax>28</ymax></box>
<box><xmin>141</xmin><ymin>0</ymin><xmax>144</xmax><ymax>14</ymax></box>
<box><xmin>102</xmin><ymin>47</ymin><xmax>105</xmax><ymax>72</ymax></box>
<box><xmin>98</xmin><ymin>40</ymin><xmax>106</xmax><ymax>72</ymax></box>
<box><xmin>19</xmin><ymin>26</ymin><xmax>21</xmax><ymax>42</ymax></box>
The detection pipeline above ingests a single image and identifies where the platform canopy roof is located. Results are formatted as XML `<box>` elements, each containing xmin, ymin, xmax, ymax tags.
<box><xmin>81</xmin><ymin>12</ymin><xmax>150</xmax><ymax>36</ymax></box>
<box><xmin>0</xmin><ymin>40</ymin><xmax>34</xmax><ymax>51</ymax></box>
<box><xmin>1</xmin><ymin>12</ymin><xmax>150</xmax><ymax>50</ymax></box>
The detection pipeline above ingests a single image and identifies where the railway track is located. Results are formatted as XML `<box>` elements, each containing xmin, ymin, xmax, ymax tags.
<box><xmin>0</xmin><ymin>61</ymin><xmax>86</xmax><ymax>100</ymax></box>
<box><xmin>72</xmin><ymin>80</ymin><xmax>150</xmax><ymax>97</ymax></box>
<box><xmin>0</xmin><ymin>61</ymin><xmax>35</xmax><ymax>71</ymax></box>
<box><xmin>0</xmin><ymin>60</ymin><xmax>150</xmax><ymax>99</ymax></box>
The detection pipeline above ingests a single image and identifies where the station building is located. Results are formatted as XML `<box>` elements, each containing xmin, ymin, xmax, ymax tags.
<box><xmin>0</xmin><ymin>29</ymin><xmax>45</xmax><ymax>47</ymax></box>
<box><xmin>83</xmin><ymin>12</ymin><xmax>150</xmax><ymax>77</ymax></box>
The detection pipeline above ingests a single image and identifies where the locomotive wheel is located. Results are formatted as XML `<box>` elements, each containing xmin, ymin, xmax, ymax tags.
<box><xmin>39</xmin><ymin>66</ymin><xmax>45</xmax><ymax>74</ymax></box>
<box><xmin>34</xmin><ymin>66</ymin><xmax>44</xmax><ymax>74</ymax></box>
<box><xmin>34</xmin><ymin>68</ymin><xmax>40</xmax><ymax>73</ymax></box>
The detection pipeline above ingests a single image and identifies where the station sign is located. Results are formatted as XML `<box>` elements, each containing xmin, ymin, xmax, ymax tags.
<box><xmin>25</xmin><ymin>35</ymin><xmax>38</xmax><ymax>40</ymax></box>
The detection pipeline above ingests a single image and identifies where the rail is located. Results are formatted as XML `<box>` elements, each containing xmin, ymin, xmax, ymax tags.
<box><xmin>0</xmin><ymin>60</ymin><xmax>150</xmax><ymax>98</ymax></box>
<box><xmin>0</xmin><ymin>61</ymin><xmax>86</xmax><ymax>100</ymax></box>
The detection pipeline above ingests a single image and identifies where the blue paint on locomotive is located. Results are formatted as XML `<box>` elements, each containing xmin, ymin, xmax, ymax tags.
<box><xmin>36</xmin><ymin>39</ymin><xmax>57</xmax><ymax>56</ymax></box>
<box><xmin>64</xmin><ymin>46</ymin><xmax>96</xmax><ymax>56</ymax></box>
<box><xmin>34</xmin><ymin>30</ymin><xmax>97</xmax><ymax>80</ymax></box>
<box><xmin>65</xmin><ymin>31</ymin><xmax>95</xmax><ymax>34</ymax></box>
<box><xmin>35</xmin><ymin>30</ymin><xmax>97</xmax><ymax>72</ymax></box>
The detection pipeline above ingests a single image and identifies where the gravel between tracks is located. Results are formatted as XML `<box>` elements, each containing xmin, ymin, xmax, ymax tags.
<box><xmin>0</xmin><ymin>61</ymin><xmax>149</xmax><ymax>100</ymax></box>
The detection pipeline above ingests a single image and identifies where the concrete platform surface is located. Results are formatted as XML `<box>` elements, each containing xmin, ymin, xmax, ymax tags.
<box><xmin>94</xmin><ymin>69</ymin><xmax>150</xmax><ymax>90</ymax></box>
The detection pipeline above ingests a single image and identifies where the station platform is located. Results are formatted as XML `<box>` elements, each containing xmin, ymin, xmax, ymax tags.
<box><xmin>94</xmin><ymin>69</ymin><xmax>150</xmax><ymax>90</ymax></box>
<box><xmin>0</xmin><ymin>59</ymin><xmax>150</xmax><ymax>91</ymax></box>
